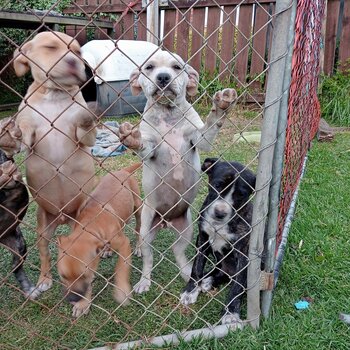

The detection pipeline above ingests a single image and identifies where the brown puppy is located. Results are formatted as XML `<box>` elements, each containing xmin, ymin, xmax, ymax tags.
<box><xmin>13</xmin><ymin>31</ymin><xmax>97</xmax><ymax>292</ymax></box>
<box><xmin>57</xmin><ymin>163</ymin><xmax>142</xmax><ymax>318</ymax></box>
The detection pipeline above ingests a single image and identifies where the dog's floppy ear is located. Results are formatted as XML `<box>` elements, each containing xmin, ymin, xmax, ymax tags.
<box><xmin>185</xmin><ymin>65</ymin><xmax>199</xmax><ymax>96</ymax></box>
<box><xmin>236</xmin><ymin>168</ymin><xmax>256</xmax><ymax>201</ymax></box>
<box><xmin>13</xmin><ymin>42</ymin><xmax>32</xmax><ymax>77</ymax></box>
<box><xmin>201</xmin><ymin>157</ymin><xmax>219</xmax><ymax>174</ymax></box>
<box><xmin>129</xmin><ymin>69</ymin><xmax>142</xmax><ymax>96</ymax></box>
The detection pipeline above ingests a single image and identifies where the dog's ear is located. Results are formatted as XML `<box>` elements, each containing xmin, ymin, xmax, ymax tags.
<box><xmin>129</xmin><ymin>69</ymin><xmax>142</xmax><ymax>96</ymax></box>
<box><xmin>13</xmin><ymin>42</ymin><xmax>32</xmax><ymax>77</ymax></box>
<box><xmin>186</xmin><ymin>65</ymin><xmax>199</xmax><ymax>96</ymax></box>
<box><xmin>201</xmin><ymin>158</ymin><xmax>219</xmax><ymax>174</ymax></box>
<box><xmin>236</xmin><ymin>168</ymin><xmax>256</xmax><ymax>201</ymax></box>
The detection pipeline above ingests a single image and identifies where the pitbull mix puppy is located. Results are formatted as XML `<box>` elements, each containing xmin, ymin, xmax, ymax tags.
<box><xmin>180</xmin><ymin>158</ymin><xmax>256</xmax><ymax>327</ymax></box>
<box><xmin>57</xmin><ymin>163</ymin><xmax>142</xmax><ymax>318</ymax></box>
<box><xmin>118</xmin><ymin>50</ymin><xmax>237</xmax><ymax>294</ymax></box>
<box><xmin>0</xmin><ymin>119</ymin><xmax>38</xmax><ymax>298</ymax></box>
<box><xmin>12</xmin><ymin>31</ymin><xmax>97</xmax><ymax>293</ymax></box>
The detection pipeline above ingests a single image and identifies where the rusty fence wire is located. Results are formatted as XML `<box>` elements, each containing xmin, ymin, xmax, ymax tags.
<box><xmin>0</xmin><ymin>0</ymin><xmax>324</xmax><ymax>348</ymax></box>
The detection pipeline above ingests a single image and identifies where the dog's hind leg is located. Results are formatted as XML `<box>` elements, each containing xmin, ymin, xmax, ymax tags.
<box><xmin>1</xmin><ymin>227</ymin><xmax>39</xmax><ymax>299</ymax></box>
<box><xmin>134</xmin><ymin>205</ymin><xmax>160</xmax><ymax>294</ymax></box>
<box><xmin>132</xmin><ymin>192</ymin><xmax>143</xmax><ymax>257</ymax></box>
<box><xmin>112</xmin><ymin>234</ymin><xmax>132</xmax><ymax>305</ymax></box>
<box><xmin>36</xmin><ymin>208</ymin><xmax>59</xmax><ymax>292</ymax></box>
<box><xmin>170</xmin><ymin>208</ymin><xmax>194</xmax><ymax>282</ymax></box>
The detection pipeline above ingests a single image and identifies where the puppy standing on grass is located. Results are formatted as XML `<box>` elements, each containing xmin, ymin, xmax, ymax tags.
<box><xmin>12</xmin><ymin>31</ymin><xmax>97</xmax><ymax>293</ymax></box>
<box><xmin>57</xmin><ymin>163</ymin><xmax>142</xmax><ymax>318</ymax></box>
<box><xmin>180</xmin><ymin>158</ymin><xmax>256</xmax><ymax>327</ymax></box>
<box><xmin>118</xmin><ymin>50</ymin><xmax>237</xmax><ymax>294</ymax></box>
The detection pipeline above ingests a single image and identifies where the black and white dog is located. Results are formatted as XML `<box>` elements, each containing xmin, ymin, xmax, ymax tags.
<box><xmin>180</xmin><ymin>158</ymin><xmax>256</xmax><ymax>327</ymax></box>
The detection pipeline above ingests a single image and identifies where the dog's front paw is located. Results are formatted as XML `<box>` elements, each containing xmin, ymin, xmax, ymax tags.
<box><xmin>118</xmin><ymin>122</ymin><xmax>142</xmax><ymax>150</ymax></box>
<box><xmin>180</xmin><ymin>287</ymin><xmax>201</xmax><ymax>305</ymax></box>
<box><xmin>200</xmin><ymin>276</ymin><xmax>213</xmax><ymax>292</ymax></box>
<box><xmin>221</xmin><ymin>312</ymin><xmax>244</xmax><ymax>329</ymax></box>
<box><xmin>24</xmin><ymin>286</ymin><xmax>41</xmax><ymax>300</ymax></box>
<box><xmin>213</xmin><ymin>88</ymin><xmax>237</xmax><ymax>111</ymax></box>
<box><xmin>77</xmin><ymin>109</ymin><xmax>95</xmax><ymax>130</ymax></box>
<box><xmin>134</xmin><ymin>278</ymin><xmax>151</xmax><ymax>294</ymax></box>
<box><xmin>72</xmin><ymin>300</ymin><xmax>91</xmax><ymax>318</ymax></box>
<box><xmin>0</xmin><ymin>161</ymin><xmax>23</xmax><ymax>189</ymax></box>
<box><xmin>36</xmin><ymin>275</ymin><xmax>53</xmax><ymax>292</ymax></box>
<box><xmin>0</xmin><ymin>118</ymin><xmax>22</xmax><ymax>157</ymax></box>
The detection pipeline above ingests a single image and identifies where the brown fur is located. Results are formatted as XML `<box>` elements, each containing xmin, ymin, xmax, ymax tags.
<box><xmin>57</xmin><ymin>163</ymin><xmax>142</xmax><ymax>317</ymax></box>
<box><xmin>13</xmin><ymin>31</ymin><xmax>97</xmax><ymax>292</ymax></box>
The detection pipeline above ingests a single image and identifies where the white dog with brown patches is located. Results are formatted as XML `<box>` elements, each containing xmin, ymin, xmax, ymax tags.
<box><xmin>118</xmin><ymin>50</ymin><xmax>237</xmax><ymax>294</ymax></box>
<box><xmin>12</xmin><ymin>31</ymin><xmax>97</xmax><ymax>293</ymax></box>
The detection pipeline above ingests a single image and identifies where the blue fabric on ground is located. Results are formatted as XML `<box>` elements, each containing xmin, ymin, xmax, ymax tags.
<box><xmin>91</xmin><ymin>121</ymin><xmax>127</xmax><ymax>157</ymax></box>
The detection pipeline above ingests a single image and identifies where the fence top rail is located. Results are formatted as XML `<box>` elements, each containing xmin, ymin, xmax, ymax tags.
<box><xmin>163</xmin><ymin>0</ymin><xmax>276</xmax><ymax>9</ymax></box>
<box><xmin>0</xmin><ymin>10</ymin><xmax>114</xmax><ymax>29</ymax></box>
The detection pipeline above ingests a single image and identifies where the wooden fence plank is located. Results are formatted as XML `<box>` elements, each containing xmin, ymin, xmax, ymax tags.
<box><xmin>250</xmin><ymin>4</ymin><xmax>270</xmax><ymax>90</ymax></box>
<box><xmin>74</xmin><ymin>25</ymin><xmax>87</xmax><ymax>43</ymax></box>
<box><xmin>219</xmin><ymin>5</ymin><xmax>237</xmax><ymax>80</ymax></box>
<box><xmin>324</xmin><ymin>0</ymin><xmax>341</xmax><ymax>75</ymax></box>
<box><xmin>176</xmin><ymin>10</ymin><xmax>191</xmax><ymax>60</ymax></box>
<box><xmin>137</xmin><ymin>11</ymin><xmax>147</xmax><ymax>41</ymax></box>
<box><xmin>163</xmin><ymin>9</ymin><xmax>177</xmax><ymax>51</ymax></box>
<box><xmin>122</xmin><ymin>12</ymin><xmax>135</xmax><ymax>40</ymax></box>
<box><xmin>339</xmin><ymin>0</ymin><xmax>350</xmax><ymax>70</ymax></box>
<box><xmin>234</xmin><ymin>4</ymin><xmax>253</xmax><ymax>86</ymax></box>
<box><xmin>205</xmin><ymin>6</ymin><xmax>221</xmax><ymax>74</ymax></box>
<box><xmin>189</xmin><ymin>8</ymin><xmax>205</xmax><ymax>72</ymax></box>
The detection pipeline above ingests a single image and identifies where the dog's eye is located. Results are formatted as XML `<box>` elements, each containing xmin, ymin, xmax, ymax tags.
<box><xmin>173</xmin><ymin>65</ymin><xmax>182</xmax><ymax>70</ymax></box>
<box><xmin>45</xmin><ymin>46</ymin><xmax>57</xmax><ymax>51</ymax></box>
<box><xmin>145</xmin><ymin>64</ymin><xmax>154</xmax><ymax>70</ymax></box>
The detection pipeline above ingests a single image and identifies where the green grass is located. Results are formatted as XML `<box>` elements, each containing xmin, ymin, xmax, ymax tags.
<box><xmin>319</xmin><ymin>70</ymin><xmax>350</xmax><ymax>127</ymax></box>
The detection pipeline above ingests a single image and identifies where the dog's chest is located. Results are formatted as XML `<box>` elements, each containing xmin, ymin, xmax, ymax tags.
<box><xmin>201</xmin><ymin>213</ymin><xmax>236</xmax><ymax>253</ymax></box>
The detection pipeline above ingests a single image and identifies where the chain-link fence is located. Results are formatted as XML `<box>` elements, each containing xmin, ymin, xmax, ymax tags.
<box><xmin>0</xmin><ymin>0</ymin><xmax>324</xmax><ymax>348</ymax></box>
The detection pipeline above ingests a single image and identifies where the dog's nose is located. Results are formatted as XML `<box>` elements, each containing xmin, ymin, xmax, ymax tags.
<box><xmin>156</xmin><ymin>73</ymin><xmax>171</xmax><ymax>88</ymax></box>
<box><xmin>66</xmin><ymin>57</ymin><xmax>77</xmax><ymax>68</ymax></box>
<box><xmin>214</xmin><ymin>207</ymin><xmax>227</xmax><ymax>220</ymax></box>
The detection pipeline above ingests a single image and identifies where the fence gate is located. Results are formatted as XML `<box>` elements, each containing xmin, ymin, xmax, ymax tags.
<box><xmin>0</xmin><ymin>0</ymin><xmax>324</xmax><ymax>348</ymax></box>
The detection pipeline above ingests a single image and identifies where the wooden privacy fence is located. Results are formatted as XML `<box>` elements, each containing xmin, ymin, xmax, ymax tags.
<box><xmin>64</xmin><ymin>0</ymin><xmax>276</xmax><ymax>92</ymax></box>
<box><xmin>64</xmin><ymin>0</ymin><xmax>350</xmax><ymax>80</ymax></box>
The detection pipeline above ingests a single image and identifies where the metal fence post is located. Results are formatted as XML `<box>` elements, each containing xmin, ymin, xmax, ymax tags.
<box><xmin>246</xmin><ymin>0</ymin><xmax>294</xmax><ymax>329</ymax></box>
<box><xmin>145</xmin><ymin>0</ymin><xmax>159</xmax><ymax>44</ymax></box>
<box><xmin>260</xmin><ymin>0</ymin><xmax>297</xmax><ymax>319</ymax></box>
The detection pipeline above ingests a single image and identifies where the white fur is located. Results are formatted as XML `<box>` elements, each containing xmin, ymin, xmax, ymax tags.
<box><xmin>180</xmin><ymin>286</ymin><xmax>201</xmax><ymax>305</ymax></box>
<box><xmin>221</xmin><ymin>311</ymin><xmax>244</xmax><ymax>329</ymax></box>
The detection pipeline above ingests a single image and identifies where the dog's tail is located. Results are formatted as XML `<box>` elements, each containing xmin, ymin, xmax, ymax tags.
<box><xmin>123</xmin><ymin>162</ymin><xmax>142</xmax><ymax>174</ymax></box>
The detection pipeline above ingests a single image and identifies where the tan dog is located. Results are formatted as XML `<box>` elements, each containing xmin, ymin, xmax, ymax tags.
<box><xmin>13</xmin><ymin>31</ymin><xmax>97</xmax><ymax>293</ymax></box>
<box><xmin>57</xmin><ymin>163</ymin><xmax>142</xmax><ymax>318</ymax></box>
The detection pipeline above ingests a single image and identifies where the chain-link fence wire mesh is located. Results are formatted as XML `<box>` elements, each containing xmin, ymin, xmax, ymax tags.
<box><xmin>0</xmin><ymin>0</ymin><xmax>319</xmax><ymax>348</ymax></box>
<box><xmin>276</xmin><ymin>0</ymin><xmax>325</xmax><ymax>249</ymax></box>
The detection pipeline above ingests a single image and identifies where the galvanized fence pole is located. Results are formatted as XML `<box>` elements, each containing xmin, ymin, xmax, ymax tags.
<box><xmin>260</xmin><ymin>0</ymin><xmax>297</xmax><ymax>319</ymax></box>
<box><xmin>246</xmin><ymin>0</ymin><xmax>294</xmax><ymax>329</ymax></box>
<box><xmin>145</xmin><ymin>0</ymin><xmax>160</xmax><ymax>44</ymax></box>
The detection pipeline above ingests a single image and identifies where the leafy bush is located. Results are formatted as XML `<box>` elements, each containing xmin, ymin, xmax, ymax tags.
<box><xmin>319</xmin><ymin>67</ymin><xmax>350</xmax><ymax>127</ymax></box>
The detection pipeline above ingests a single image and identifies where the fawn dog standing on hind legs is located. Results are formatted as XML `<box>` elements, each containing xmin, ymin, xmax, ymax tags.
<box><xmin>118</xmin><ymin>50</ymin><xmax>237</xmax><ymax>294</ymax></box>
<box><xmin>12</xmin><ymin>31</ymin><xmax>97</xmax><ymax>294</ymax></box>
